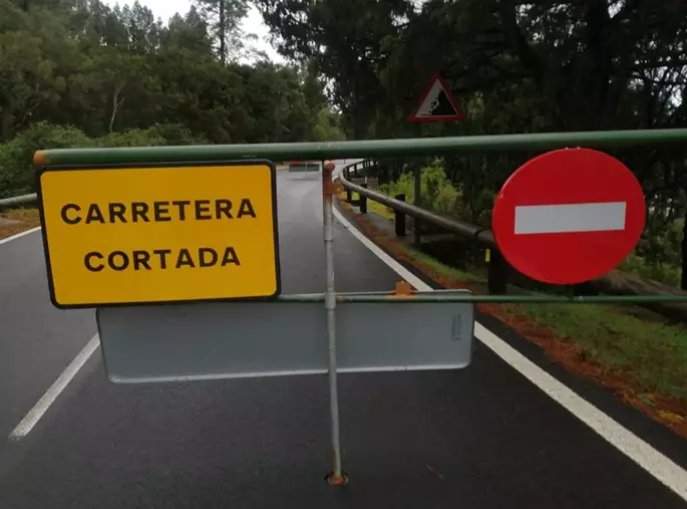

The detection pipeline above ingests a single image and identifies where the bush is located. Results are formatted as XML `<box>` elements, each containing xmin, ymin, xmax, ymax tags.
<box><xmin>95</xmin><ymin>128</ymin><xmax>166</xmax><ymax>148</ymax></box>
<box><xmin>96</xmin><ymin>124</ymin><xmax>208</xmax><ymax>147</ymax></box>
<box><xmin>0</xmin><ymin>122</ymin><xmax>92</xmax><ymax>197</ymax></box>
<box><xmin>0</xmin><ymin>122</ymin><xmax>216</xmax><ymax>198</ymax></box>
<box><xmin>149</xmin><ymin>123</ymin><xmax>208</xmax><ymax>145</ymax></box>
<box><xmin>619</xmin><ymin>253</ymin><xmax>681</xmax><ymax>287</ymax></box>
<box><xmin>380</xmin><ymin>158</ymin><xmax>462</xmax><ymax>217</ymax></box>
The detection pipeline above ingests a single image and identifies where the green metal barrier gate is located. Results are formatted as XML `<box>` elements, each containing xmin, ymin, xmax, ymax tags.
<box><xmin>34</xmin><ymin>127</ymin><xmax>687</xmax><ymax>485</ymax></box>
<box><xmin>35</xmin><ymin>127</ymin><xmax>687</xmax><ymax>305</ymax></box>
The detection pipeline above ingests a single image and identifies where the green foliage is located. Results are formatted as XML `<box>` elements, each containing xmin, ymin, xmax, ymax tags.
<box><xmin>422</xmin><ymin>160</ymin><xmax>460</xmax><ymax>216</ymax></box>
<box><xmin>0</xmin><ymin>0</ymin><xmax>329</xmax><ymax>197</ymax></box>
<box><xmin>619</xmin><ymin>254</ymin><xmax>681</xmax><ymax>287</ymax></box>
<box><xmin>0</xmin><ymin>0</ymin><xmax>326</xmax><ymax>143</ymax></box>
<box><xmin>193</xmin><ymin>0</ymin><xmax>249</xmax><ymax>62</ymax></box>
<box><xmin>0</xmin><ymin>122</ymin><xmax>92</xmax><ymax>197</ymax></box>
<box><xmin>147</xmin><ymin>123</ymin><xmax>208</xmax><ymax>145</ymax></box>
<box><xmin>383</xmin><ymin>172</ymin><xmax>414</xmax><ymax>202</ymax></box>
<box><xmin>313</xmin><ymin>108</ymin><xmax>346</xmax><ymax>141</ymax></box>
<box><xmin>380</xmin><ymin>159</ymin><xmax>461</xmax><ymax>216</ymax></box>
<box><xmin>95</xmin><ymin>128</ymin><xmax>166</xmax><ymax>148</ymax></box>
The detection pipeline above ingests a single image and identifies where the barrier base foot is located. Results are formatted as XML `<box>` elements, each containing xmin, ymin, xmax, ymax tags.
<box><xmin>325</xmin><ymin>472</ymin><xmax>349</xmax><ymax>487</ymax></box>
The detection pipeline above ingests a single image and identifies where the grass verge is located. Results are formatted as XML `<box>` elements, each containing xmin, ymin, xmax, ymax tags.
<box><xmin>394</xmin><ymin>241</ymin><xmax>482</xmax><ymax>284</ymax></box>
<box><xmin>367</xmin><ymin>200</ymin><xmax>395</xmax><ymax>221</ymax></box>
<box><xmin>505</xmin><ymin>302</ymin><xmax>687</xmax><ymax>405</ymax></box>
<box><xmin>0</xmin><ymin>208</ymin><xmax>40</xmax><ymax>240</ymax></box>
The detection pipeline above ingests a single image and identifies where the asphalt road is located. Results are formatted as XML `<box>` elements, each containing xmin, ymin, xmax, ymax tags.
<box><xmin>1</xmin><ymin>166</ymin><xmax>686</xmax><ymax>508</ymax></box>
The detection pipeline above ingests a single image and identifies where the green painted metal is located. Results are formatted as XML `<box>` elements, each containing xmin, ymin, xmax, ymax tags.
<box><xmin>37</xmin><ymin>128</ymin><xmax>687</xmax><ymax>167</ymax></box>
<box><xmin>277</xmin><ymin>292</ymin><xmax>687</xmax><ymax>304</ymax></box>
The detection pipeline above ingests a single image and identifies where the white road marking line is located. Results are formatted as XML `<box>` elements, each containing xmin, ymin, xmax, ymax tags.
<box><xmin>332</xmin><ymin>204</ymin><xmax>687</xmax><ymax>502</ymax></box>
<box><xmin>0</xmin><ymin>226</ymin><xmax>41</xmax><ymax>246</ymax></box>
<box><xmin>9</xmin><ymin>334</ymin><xmax>99</xmax><ymax>441</ymax></box>
<box><xmin>514</xmin><ymin>202</ymin><xmax>626</xmax><ymax>235</ymax></box>
<box><xmin>475</xmin><ymin>323</ymin><xmax>687</xmax><ymax>500</ymax></box>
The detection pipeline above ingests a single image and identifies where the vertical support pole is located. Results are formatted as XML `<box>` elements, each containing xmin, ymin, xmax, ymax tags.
<box><xmin>322</xmin><ymin>160</ymin><xmax>347</xmax><ymax>486</ymax></box>
<box><xmin>413</xmin><ymin>166</ymin><xmax>422</xmax><ymax>246</ymax></box>
<box><xmin>359</xmin><ymin>183</ymin><xmax>368</xmax><ymax>213</ymax></box>
<box><xmin>395</xmin><ymin>194</ymin><xmax>406</xmax><ymax>236</ymax></box>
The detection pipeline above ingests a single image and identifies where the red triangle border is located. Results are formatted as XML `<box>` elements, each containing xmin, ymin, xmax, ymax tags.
<box><xmin>408</xmin><ymin>74</ymin><xmax>465</xmax><ymax>123</ymax></box>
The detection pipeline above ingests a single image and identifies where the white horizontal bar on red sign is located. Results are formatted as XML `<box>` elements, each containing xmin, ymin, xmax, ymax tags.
<box><xmin>514</xmin><ymin>201</ymin><xmax>627</xmax><ymax>235</ymax></box>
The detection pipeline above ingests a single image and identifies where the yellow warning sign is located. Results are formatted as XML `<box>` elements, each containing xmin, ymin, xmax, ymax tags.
<box><xmin>38</xmin><ymin>163</ymin><xmax>279</xmax><ymax>307</ymax></box>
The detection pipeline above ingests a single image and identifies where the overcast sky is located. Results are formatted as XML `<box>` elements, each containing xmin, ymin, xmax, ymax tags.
<box><xmin>102</xmin><ymin>0</ymin><xmax>284</xmax><ymax>63</ymax></box>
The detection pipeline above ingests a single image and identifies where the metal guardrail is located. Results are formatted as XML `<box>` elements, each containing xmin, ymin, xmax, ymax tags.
<box><xmin>340</xmin><ymin>164</ymin><xmax>495</xmax><ymax>245</ymax></box>
<box><xmin>0</xmin><ymin>193</ymin><xmax>37</xmax><ymax>209</ymax></box>
<box><xmin>339</xmin><ymin>161</ymin><xmax>508</xmax><ymax>293</ymax></box>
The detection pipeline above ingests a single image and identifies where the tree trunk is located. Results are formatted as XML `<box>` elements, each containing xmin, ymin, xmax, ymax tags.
<box><xmin>681</xmin><ymin>204</ymin><xmax>687</xmax><ymax>290</ymax></box>
<box><xmin>109</xmin><ymin>85</ymin><xmax>125</xmax><ymax>133</ymax></box>
<box><xmin>219</xmin><ymin>0</ymin><xmax>226</xmax><ymax>64</ymax></box>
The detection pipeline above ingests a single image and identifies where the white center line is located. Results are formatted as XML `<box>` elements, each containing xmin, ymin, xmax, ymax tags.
<box><xmin>332</xmin><ymin>201</ymin><xmax>687</xmax><ymax>502</ymax></box>
<box><xmin>9</xmin><ymin>334</ymin><xmax>99</xmax><ymax>441</ymax></box>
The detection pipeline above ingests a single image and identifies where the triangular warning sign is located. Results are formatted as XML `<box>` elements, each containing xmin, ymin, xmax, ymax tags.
<box><xmin>409</xmin><ymin>74</ymin><xmax>464</xmax><ymax>122</ymax></box>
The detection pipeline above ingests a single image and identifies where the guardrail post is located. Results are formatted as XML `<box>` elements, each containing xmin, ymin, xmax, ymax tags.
<box><xmin>413</xmin><ymin>167</ymin><xmax>422</xmax><ymax>246</ymax></box>
<box><xmin>359</xmin><ymin>183</ymin><xmax>368</xmax><ymax>213</ymax></box>
<box><xmin>346</xmin><ymin>188</ymin><xmax>352</xmax><ymax>203</ymax></box>
<box><xmin>394</xmin><ymin>194</ymin><xmax>406</xmax><ymax>236</ymax></box>
<box><xmin>488</xmin><ymin>249</ymin><xmax>508</xmax><ymax>294</ymax></box>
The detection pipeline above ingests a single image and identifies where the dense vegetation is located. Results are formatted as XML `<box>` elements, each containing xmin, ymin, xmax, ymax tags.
<box><xmin>257</xmin><ymin>0</ymin><xmax>687</xmax><ymax>287</ymax></box>
<box><xmin>0</xmin><ymin>0</ymin><xmax>344</xmax><ymax>197</ymax></box>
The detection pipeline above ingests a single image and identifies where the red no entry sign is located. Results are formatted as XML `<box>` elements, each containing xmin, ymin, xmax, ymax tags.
<box><xmin>492</xmin><ymin>148</ymin><xmax>646</xmax><ymax>285</ymax></box>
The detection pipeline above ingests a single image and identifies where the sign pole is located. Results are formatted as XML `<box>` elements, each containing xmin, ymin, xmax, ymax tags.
<box><xmin>322</xmin><ymin>161</ymin><xmax>347</xmax><ymax>486</ymax></box>
<box><xmin>414</xmin><ymin>166</ymin><xmax>422</xmax><ymax>246</ymax></box>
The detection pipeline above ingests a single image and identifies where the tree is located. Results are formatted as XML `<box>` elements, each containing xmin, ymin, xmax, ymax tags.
<box><xmin>119</xmin><ymin>1</ymin><xmax>162</xmax><ymax>54</ymax></box>
<box><xmin>256</xmin><ymin>0</ymin><xmax>414</xmax><ymax>136</ymax></box>
<box><xmin>162</xmin><ymin>7</ymin><xmax>212</xmax><ymax>55</ymax></box>
<box><xmin>313</xmin><ymin>108</ymin><xmax>346</xmax><ymax>141</ymax></box>
<box><xmin>0</xmin><ymin>0</ymin><xmax>330</xmax><ymax>175</ymax></box>
<box><xmin>0</xmin><ymin>30</ymin><xmax>63</xmax><ymax>140</ymax></box>
<box><xmin>194</xmin><ymin>0</ymin><xmax>249</xmax><ymax>63</ymax></box>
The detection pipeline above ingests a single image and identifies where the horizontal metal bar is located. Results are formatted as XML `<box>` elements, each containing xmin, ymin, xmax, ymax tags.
<box><xmin>0</xmin><ymin>193</ymin><xmax>38</xmax><ymax>209</ymax></box>
<box><xmin>338</xmin><ymin>171</ymin><xmax>496</xmax><ymax>246</ymax></box>
<box><xmin>36</xmin><ymin>128</ymin><xmax>687</xmax><ymax>167</ymax></box>
<box><xmin>276</xmin><ymin>291</ymin><xmax>472</xmax><ymax>302</ymax></box>
<box><xmin>277</xmin><ymin>292</ymin><xmax>687</xmax><ymax>304</ymax></box>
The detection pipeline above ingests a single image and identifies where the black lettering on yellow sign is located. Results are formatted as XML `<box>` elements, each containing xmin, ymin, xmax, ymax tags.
<box><xmin>60</xmin><ymin>198</ymin><xmax>257</xmax><ymax>225</ymax></box>
<box><xmin>84</xmin><ymin>247</ymin><xmax>241</xmax><ymax>272</ymax></box>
